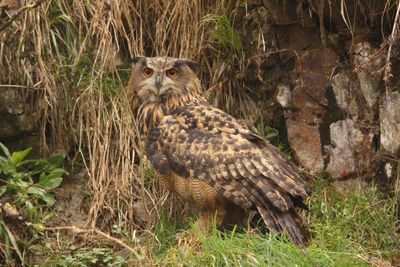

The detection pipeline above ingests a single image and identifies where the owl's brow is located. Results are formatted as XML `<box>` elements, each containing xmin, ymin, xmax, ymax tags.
<box><xmin>172</xmin><ymin>60</ymin><xmax>200</xmax><ymax>69</ymax></box>
<box><xmin>130</xmin><ymin>57</ymin><xmax>146</xmax><ymax>64</ymax></box>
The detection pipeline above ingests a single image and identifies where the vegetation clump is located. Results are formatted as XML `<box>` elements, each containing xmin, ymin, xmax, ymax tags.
<box><xmin>0</xmin><ymin>143</ymin><xmax>65</xmax><ymax>265</ymax></box>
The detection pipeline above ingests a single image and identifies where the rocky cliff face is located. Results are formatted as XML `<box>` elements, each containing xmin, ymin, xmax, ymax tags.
<box><xmin>233</xmin><ymin>0</ymin><xmax>399</xmax><ymax>181</ymax></box>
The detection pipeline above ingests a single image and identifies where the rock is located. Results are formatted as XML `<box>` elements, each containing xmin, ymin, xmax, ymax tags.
<box><xmin>290</xmin><ymin>48</ymin><xmax>339</xmax><ymax>125</ymax></box>
<box><xmin>330</xmin><ymin>70</ymin><xmax>361</xmax><ymax>119</ymax></box>
<box><xmin>0</xmin><ymin>88</ymin><xmax>43</xmax><ymax>140</ymax></box>
<box><xmin>286</xmin><ymin>119</ymin><xmax>324</xmax><ymax>173</ymax></box>
<box><xmin>356</xmin><ymin>127</ymin><xmax>379</xmax><ymax>176</ymax></box>
<box><xmin>276</xmin><ymin>24</ymin><xmax>321</xmax><ymax>51</ymax></box>
<box><xmin>384</xmin><ymin>162</ymin><xmax>395</xmax><ymax>180</ymax></box>
<box><xmin>262</xmin><ymin>0</ymin><xmax>316</xmax><ymax>27</ymax></box>
<box><xmin>1</xmin><ymin>202</ymin><xmax>20</xmax><ymax>220</ymax></box>
<box><xmin>325</xmin><ymin>119</ymin><xmax>362</xmax><ymax>178</ymax></box>
<box><xmin>276</xmin><ymin>84</ymin><xmax>291</xmax><ymax>108</ymax></box>
<box><xmin>353</xmin><ymin>42</ymin><xmax>384</xmax><ymax>112</ymax></box>
<box><xmin>292</xmin><ymin>84</ymin><xmax>327</xmax><ymax>124</ymax></box>
<box><xmin>380</xmin><ymin>92</ymin><xmax>400</xmax><ymax>154</ymax></box>
<box><xmin>296</xmin><ymin>48</ymin><xmax>339</xmax><ymax>77</ymax></box>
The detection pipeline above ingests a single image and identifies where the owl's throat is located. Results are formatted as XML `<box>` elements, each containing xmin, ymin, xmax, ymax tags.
<box><xmin>137</xmin><ymin>93</ymin><xmax>205</xmax><ymax>136</ymax></box>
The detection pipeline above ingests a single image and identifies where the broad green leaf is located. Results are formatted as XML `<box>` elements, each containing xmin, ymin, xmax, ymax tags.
<box><xmin>39</xmin><ymin>177</ymin><xmax>63</xmax><ymax>190</ymax></box>
<box><xmin>46</xmin><ymin>153</ymin><xmax>65</xmax><ymax>167</ymax></box>
<box><xmin>13</xmin><ymin>179</ymin><xmax>29</xmax><ymax>188</ymax></box>
<box><xmin>11</xmin><ymin>147</ymin><xmax>32</xmax><ymax>165</ymax></box>
<box><xmin>42</xmin><ymin>168</ymin><xmax>65</xmax><ymax>181</ymax></box>
<box><xmin>25</xmin><ymin>200</ymin><xmax>34</xmax><ymax>211</ymax></box>
<box><xmin>41</xmin><ymin>193</ymin><xmax>56</xmax><ymax>206</ymax></box>
<box><xmin>27</xmin><ymin>186</ymin><xmax>45</xmax><ymax>197</ymax></box>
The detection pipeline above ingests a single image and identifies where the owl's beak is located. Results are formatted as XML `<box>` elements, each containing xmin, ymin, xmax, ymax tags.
<box><xmin>155</xmin><ymin>75</ymin><xmax>162</xmax><ymax>91</ymax></box>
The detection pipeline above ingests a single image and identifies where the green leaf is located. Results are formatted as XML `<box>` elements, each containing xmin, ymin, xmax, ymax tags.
<box><xmin>38</xmin><ymin>168</ymin><xmax>64</xmax><ymax>189</ymax></box>
<box><xmin>25</xmin><ymin>200</ymin><xmax>34</xmax><ymax>211</ymax></box>
<box><xmin>11</xmin><ymin>147</ymin><xmax>32</xmax><ymax>165</ymax></box>
<box><xmin>0</xmin><ymin>186</ymin><xmax>6</xmax><ymax>196</ymax></box>
<box><xmin>27</xmin><ymin>186</ymin><xmax>46</xmax><ymax>197</ymax></box>
<box><xmin>45</xmin><ymin>168</ymin><xmax>65</xmax><ymax>180</ymax></box>
<box><xmin>14</xmin><ymin>178</ymin><xmax>29</xmax><ymax>188</ymax></box>
<box><xmin>39</xmin><ymin>177</ymin><xmax>63</xmax><ymax>190</ymax></box>
<box><xmin>0</xmin><ymin>143</ymin><xmax>11</xmax><ymax>158</ymax></box>
<box><xmin>41</xmin><ymin>193</ymin><xmax>56</xmax><ymax>206</ymax></box>
<box><xmin>46</xmin><ymin>153</ymin><xmax>65</xmax><ymax>167</ymax></box>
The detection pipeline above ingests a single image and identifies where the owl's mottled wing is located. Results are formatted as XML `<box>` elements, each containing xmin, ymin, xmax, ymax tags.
<box><xmin>146</xmin><ymin>104</ymin><xmax>308</xmax><ymax>242</ymax></box>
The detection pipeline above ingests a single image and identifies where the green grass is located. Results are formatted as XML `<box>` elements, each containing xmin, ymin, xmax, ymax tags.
<box><xmin>151</xmin><ymin>178</ymin><xmax>399</xmax><ymax>266</ymax></box>
<box><xmin>201</xmin><ymin>13</ymin><xmax>242</xmax><ymax>56</ymax></box>
<box><xmin>30</xmin><ymin>177</ymin><xmax>399</xmax><ymax>266</ymax></box>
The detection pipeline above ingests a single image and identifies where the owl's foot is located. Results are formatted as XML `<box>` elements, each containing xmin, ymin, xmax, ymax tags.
<box><xmin>175</xmin><ymin>228</ymin><xmax>200</xmax><ymax>253</ymax></box>
<box><xmin>175</xmin><ymin>211</ymin><xmax>221</xmax><ymax>253</ymax></box>
<box><xmin>175</xmin><ymin>228</ymin><xmax>201</xmax><ymax>253</ymax></box>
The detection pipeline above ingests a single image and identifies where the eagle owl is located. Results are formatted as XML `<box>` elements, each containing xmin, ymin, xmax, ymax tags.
<box><xmin>127</xmin><ymin>57</ymin><xmax>308</xmax><ymax>244</ymax></box>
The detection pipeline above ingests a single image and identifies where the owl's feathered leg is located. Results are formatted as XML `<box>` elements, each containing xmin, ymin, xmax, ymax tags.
<box><xmin>176</xmin><ymin>208</ymin><xmax>226</xmax><ymax>253</ymax></box>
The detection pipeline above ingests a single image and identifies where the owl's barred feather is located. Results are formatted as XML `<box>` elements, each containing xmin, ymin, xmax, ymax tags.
<box><xmin>128</xmin><ymin>57</ymin><xmax>309</xmax><ymax>244</ymax></box>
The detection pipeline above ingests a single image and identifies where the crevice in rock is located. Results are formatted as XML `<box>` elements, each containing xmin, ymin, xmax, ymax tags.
<box><xmin>319</xmin><ymin>85</ymin><xmax>346</xmax><ymax>168</ymax></box>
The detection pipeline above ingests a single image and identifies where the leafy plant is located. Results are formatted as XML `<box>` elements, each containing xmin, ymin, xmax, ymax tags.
<box><xmin>0</xmin><ymin>143</ymin><xmax>65</xmax><ymax>213</ymax></box>
<box><xmin>40</xmin><ymin>246</ymin><xmax>128</xmax><ymax>267</ymax></box>
<box><xmin>256</xmin><ymin>121</ymin><xmax>279</xmax><ymax>141</ymax></box>
<box><xmin>202</xmin><ymin>13</ymin><xmax>242</xmax><ymax>55</ymax></box>
<box><xmin>0</xmin><ymin>143</ymin><xmax>66</xmax><ymax>264</ymax></box>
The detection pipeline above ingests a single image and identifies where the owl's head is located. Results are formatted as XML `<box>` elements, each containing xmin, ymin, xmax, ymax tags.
<box><xmin>128</xmin><ymin>57</ymin><xmax>202</xmax><ymax>108</ymax></box>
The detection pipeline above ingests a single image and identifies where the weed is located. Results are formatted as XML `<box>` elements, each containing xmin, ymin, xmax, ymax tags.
<box><xmin>202</xmin><ymin>13</ymin><xmax>242</xmax><ymax>56</ymax></box>
<box><xmin>256</xmin><ymin>121</ymin><xmax>279</xmax><ymax>141</ymax></box>
<box><xmin>0</xmin><ymin>143</ymin><xmax>66</xmax><ymax>265</ymax></box>
<box><xmin>39</xmin><ymin>246</ymin><xmax>128</xmax><ymax>267</ymax></box>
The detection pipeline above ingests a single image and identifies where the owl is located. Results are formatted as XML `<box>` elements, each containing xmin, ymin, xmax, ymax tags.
<box><xmin>127</xmin><ymin>57</ymin><xmax>308</xmax><ymax>244</ymax></box>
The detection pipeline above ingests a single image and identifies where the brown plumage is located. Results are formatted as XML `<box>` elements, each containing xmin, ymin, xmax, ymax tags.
<box><xmin>127</xmin><ymin>57</ymin><xmax>308</xmax><ymax>244</ymax></box>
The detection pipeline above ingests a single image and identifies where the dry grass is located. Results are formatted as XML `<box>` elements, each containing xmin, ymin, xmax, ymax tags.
<box><xmin>0</xmin><ymin>0</ymin><xmax>248</xmax><ymax>237</ymax></box>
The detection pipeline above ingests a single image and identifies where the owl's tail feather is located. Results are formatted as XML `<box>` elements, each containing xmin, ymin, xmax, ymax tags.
<box><xmin>256</xmin><ymin>205</ymin><xmax>307</xmax><ymax>245</ymax></box>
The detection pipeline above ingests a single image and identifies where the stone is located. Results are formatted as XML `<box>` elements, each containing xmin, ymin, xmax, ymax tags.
<box><xmin>330</xmin><ymin>70</ymin><xmax>361</xmax><ymax>118</ymax></box>
<box><xmin>380</xmin><ymin>92</ymin><xmax>400</xmax><ymax>155</ymax></box>
<box><xmin>353</xmin><ymin>42</ymin><xmax>385</xmax><ymax>112</ymax></box>
<box><xmin>296</xmin><ymin>48</ymin><xmax>339</xmax><ymax>77</ymax></box>
<box><xmin>292</xmin><ymin>84</ymin><xmax>327</xmax><ymax>124</ymax></box>
<box><xmin>276</xmin><ymin>84</ymin><xmax>291</xmax><ymax>108</ymax></box>
<box><xmin>262</xmin><ymin>0</ymin><xmax>316</xmax><ymax>27</ymax></box>
<box><xmin>286</xmin><ymin>119</ymin><xmax>324</xmax><ymax>173</ymax></box>
<box><xmin>357</xmin><ymin>127</ymin><xmax>378</xmax><ymax>176</ymax></box>
<box><xmin>325</xmin><ymin>119</ymin><xmax>362</xmax><ymax>178</ymax></box>
<box><xmin>276</xmin><ymin>24</ymin><xmax>321</xmax><ymax>51</ymax></box>
<box><xmin>384</xmin><ymin>162</ymin><xmax>395</xmax><ymax>180</ymax></box>
<box><xmin>0</xmin><ymin>88</ymin><xmax>43</xmax><ymax>140</ymax></box>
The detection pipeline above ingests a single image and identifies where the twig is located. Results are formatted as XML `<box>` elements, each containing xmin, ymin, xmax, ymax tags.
<box><xmin>383</xmin><ymin>0</ymin><xmax>400</xmax><ymax>97</ymax></box>
<box><xmin>0</xmin><ymin>0</ymin><xmax>43</xmax><ymax>33</ymax></box>
<box><xmin>30</xmin><ymin>224</ymin><xmax>138</xmax><ymax>255</ymax></box>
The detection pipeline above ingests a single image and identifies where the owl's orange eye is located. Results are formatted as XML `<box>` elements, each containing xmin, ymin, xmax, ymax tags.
<box><xmin>166</xmin><ymin>68</ymin><xmax>178</xmax><ymax>78</ymax></box>
<box><xmin>143</xmin><ymin>67</ymin><xmax>153</xmax><ymax>77</ymax></box>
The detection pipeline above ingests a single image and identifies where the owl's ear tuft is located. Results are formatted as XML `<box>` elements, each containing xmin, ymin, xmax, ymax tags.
<box><xmin>174</xmin><ymin>59</ymin><xmax>201</xmax><ymax>70</ymax></box>
<box><xmin>130</xmin><ymin>57</ymin><xmax>145</xmax><ymax>64</ymax></box>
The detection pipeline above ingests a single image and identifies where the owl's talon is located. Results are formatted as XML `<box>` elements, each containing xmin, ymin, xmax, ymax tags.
<box><xmin>175</xmin><ymin>229</ymin><xmax>201</xmax><ymax>253</ymax></box>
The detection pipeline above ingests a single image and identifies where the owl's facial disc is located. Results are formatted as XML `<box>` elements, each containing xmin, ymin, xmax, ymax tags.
<box><xmin>141</xmin><ymin>67</ymin><xmax>179</xmax><ymax>102</ymax></box>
